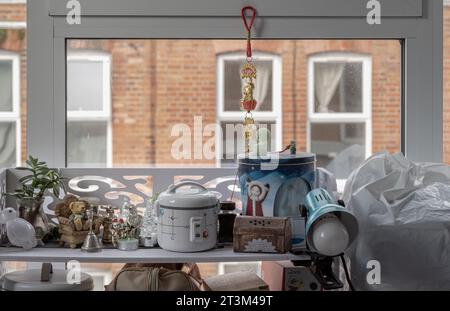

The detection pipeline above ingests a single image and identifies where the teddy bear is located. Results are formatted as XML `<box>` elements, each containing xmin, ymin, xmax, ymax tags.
<box><xmin>69</xmin><ymin>200</ymin><xmax>89</xmax><ymax>231</ymax></box>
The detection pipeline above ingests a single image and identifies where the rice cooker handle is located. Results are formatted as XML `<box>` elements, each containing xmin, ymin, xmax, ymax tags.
<box><xmin>167</xmin><ymin>181</ymin><xmax>208</xmax><ymax>194</ymax></box>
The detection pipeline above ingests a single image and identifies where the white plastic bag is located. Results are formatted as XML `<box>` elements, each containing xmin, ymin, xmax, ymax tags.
<box><xmin>343</xmin><ymin>152</ymin><xmax>450</xmax><ymax>290</ymax></box>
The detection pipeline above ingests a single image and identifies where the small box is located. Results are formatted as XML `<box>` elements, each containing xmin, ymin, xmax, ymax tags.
<box><xmin>261</xmin><ymin>261</ymin><xmax>321</xmax><ymax>291</ymax></box>
<box><xmin>233</xmin><ymin>216</ymin><xmax>291</xmax><ymax>253</ymax></box>
<box><xmin>203</xmin><ymin>272</ymin><xmax>269</xmax><ymax>291</ymax></box>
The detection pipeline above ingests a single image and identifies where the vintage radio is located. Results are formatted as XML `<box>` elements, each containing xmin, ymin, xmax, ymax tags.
<box><xmin>233</xmin><ymin>216</ymin><xmax>291</xmax><ymax>253</ymax></box>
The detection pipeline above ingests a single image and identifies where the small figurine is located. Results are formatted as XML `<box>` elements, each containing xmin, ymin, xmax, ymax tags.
<box><xmin>240</xmin><ymin>62</ymin><xmax>257</xmax><ymax>111</ymax></box>
<box><xmin>101</xmin><ymin>206</ymin><xmax>115</xmax><ymax>244</ymax></box>
<box><xmin>245</xmin><ymin>178</ymin><xmax>270</xmax><ymax>217</ymax></box>
<box><xmin>54</xmin><ymin>194</ymin><xmax>79</xmax><ymax>219</ymax></box>
<box><xmin>56</xmin><ymin>197</ymin><xmax>103</xmax><ymax>249</ymax></box>
<box><xmin>0</xmin><ymin>207</ymin><xmax>37</xmax><ymax>249</ymax></box>
<box><xmin>111</xmin><ymin>199</ymin><xmax>142</xmax><ymax>251</ymax></box>
<box><xmin>69</xmin><ymin>201</ymin><xmax>89</xmax><ymax>232</ymax></box>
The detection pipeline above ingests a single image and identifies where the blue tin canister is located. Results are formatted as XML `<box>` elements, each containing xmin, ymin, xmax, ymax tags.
<box><xmin>238</xmin><ymin>153</ymin><xmax>316</xmax><ymax>248</ymax></box>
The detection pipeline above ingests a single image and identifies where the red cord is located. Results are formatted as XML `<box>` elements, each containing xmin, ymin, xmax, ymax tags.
<box><xmin>241</xmin><ymin>6</ymin><xmax>256</xmax><ymax>58</ymax></box>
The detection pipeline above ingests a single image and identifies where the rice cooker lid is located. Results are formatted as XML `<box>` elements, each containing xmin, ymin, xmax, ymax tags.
<box><xmin>158</xmin><ymin>182</ymin><xmax>219</xmax><ymax>209</ymax></box>
<box><xmin>1</xmin><ymin>269</ymin><xmax>94</xmax><ymax>291</ymax></box>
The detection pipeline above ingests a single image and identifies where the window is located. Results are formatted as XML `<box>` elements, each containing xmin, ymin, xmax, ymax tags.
<box><xmin>308</xmin><ymin>53</ymin><xmax>372</xmax><ymax>179</ymax></box>
<box><xmin>0</xmin><ymin>51</ymin><xmax>20</xmax><ymax>168</ymax></box>
<box><xmin>67</xmin><ymin>51</ymin><xmax>112</xmax><ymax>168</ymax></box>
<box><xmin>216</xmin><ymin>52</ymin><xmax>282</xmax><ymax>166</ymax></box>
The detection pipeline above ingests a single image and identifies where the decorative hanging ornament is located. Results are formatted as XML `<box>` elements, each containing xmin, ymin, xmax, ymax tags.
<box><xmin>240</xmin><ymin>6</ymin><xmax>257</xmax><ymax>154</ymax></box>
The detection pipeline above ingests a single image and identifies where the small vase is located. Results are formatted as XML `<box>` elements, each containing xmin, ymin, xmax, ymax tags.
<box><xmin>117</xmin><ymin>238</ymin><xmax>139</xmax><ymax>251</ymax></box>
<box><xmin>16</xmin><ymin>198</ymin><xmax>49</xmax><ymax>241</ymax></box>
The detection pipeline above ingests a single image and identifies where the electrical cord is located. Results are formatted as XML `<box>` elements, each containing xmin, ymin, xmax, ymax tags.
<box><xmin>340</xmin><ymin>254</ymin><xmax>355</xmax><ymax>291</ymax></box>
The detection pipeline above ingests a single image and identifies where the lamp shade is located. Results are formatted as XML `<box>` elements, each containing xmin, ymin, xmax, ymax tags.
<box><xmin>304</xmin><ymin>188</ymin><xmax>358</xmax><ymax>256</ymax></box>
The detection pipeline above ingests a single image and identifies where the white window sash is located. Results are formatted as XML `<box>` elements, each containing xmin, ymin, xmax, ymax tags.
<box><xmin>216</xmin><ymin>52</ymin><xmax>282</xmax><ymax>166</ymax></box>
<box><xmin>307</xmin><ymin>53</ymin><xmax>372</xmax><ymax>160</ymax></box>
<box><xmin>66</xmin><ymin>52</ymin><xmax>113</xmax><ymax>168</ymax></box>
<box><xmin>0</xmin><ymin>51</ymin><xmax>21</xmax><ymax>166</ymax></box>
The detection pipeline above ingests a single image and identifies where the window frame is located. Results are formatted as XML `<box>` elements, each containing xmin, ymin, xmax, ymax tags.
<box><xmin>26</xmin><ymin>0</ymin><xmax>443</xmax><ymax>167</ymax></box>
<box><xmin>307</xmin><ymin>52</ymin><xmax>372</xmax><ymax>162</ymax></box>
<box><xmin>216</xmin><ymin>51</ymin><xmax>282</xmax><ymax>165</ymax></box>
<box><xmin>0</xmin><ymin>51</ymin><xmax>21</xmax><ymax>167</ymax></box>
<box><xmin>66</xmin><ymin>51</ymin><xmax>113</xmax><ymax>168</ymax></box>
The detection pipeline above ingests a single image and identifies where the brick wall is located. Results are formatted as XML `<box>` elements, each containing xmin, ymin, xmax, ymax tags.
<box><xmin>0</xmin><ymin>4</ymin><xmax>25</xmax><ymax>22</ymax></box>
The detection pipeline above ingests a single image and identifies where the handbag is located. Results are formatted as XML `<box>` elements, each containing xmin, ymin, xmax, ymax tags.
<box><xmin>105</xmin><ymin>263</ymin><xmax>207</xmax><ymax>291</ymax></box>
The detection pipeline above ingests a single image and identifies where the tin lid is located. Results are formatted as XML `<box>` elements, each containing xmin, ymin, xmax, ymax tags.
<box><xmin>1</xmin><ymin>269</ymin><xmax>94</xmax><ymax>291</ymax></box>
<box><xmin>238</xmin><ymin>153</ymin><xmax>316</xmax><ymax>166</ymax></box>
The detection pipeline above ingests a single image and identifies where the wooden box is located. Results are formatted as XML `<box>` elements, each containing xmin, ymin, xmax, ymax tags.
<box><xmin>233</xmin><ymin>216</ymin><xmax>291</xmax><ymax>254</ymax></box>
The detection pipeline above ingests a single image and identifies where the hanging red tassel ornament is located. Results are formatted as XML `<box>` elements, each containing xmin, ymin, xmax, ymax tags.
<box><xmin>240</xmin><ymin>6</ymin><xmax>257</xmax><ymax>154</ymax></box>
<box><xmin>240</xmin><ymin>6</ymin><xmax>257</xmax><ymax>112</ymax></box>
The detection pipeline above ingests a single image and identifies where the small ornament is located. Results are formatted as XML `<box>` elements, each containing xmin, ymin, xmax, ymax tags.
<box><xmin>111</xmin><ymin>199</ymin><xmax>142</xmax><ymax>251</ymax></box>
<box><xmin>0</xmin><ymin>207</ymin><xmax>37</xmax><ymax>250</ymax></box>
<box><xmin>101</xmin><ymin>206</ymin><xmax>115</xmax><ymax>244</ymax></box>
<box><xmin>81</xmin><ymin>208</ymin><xmax>102</xmax><ymax>253</ymax></box>
<box><xmin>240</xmin><ymin>63</ymin><xmax>257</xmax><ymax>111</ymax></box>
<box><xmin>139</xmin><ymin>194</ymin><xmax>159</xmax><ymax>248</ymax></box>
<box><xmin>240</xmin><ymin>6</ymin><xmax>257</xmax><ymax>155</ymax></box>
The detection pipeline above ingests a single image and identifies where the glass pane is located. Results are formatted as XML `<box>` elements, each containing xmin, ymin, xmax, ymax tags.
<box><xmin>314</xmin><ymin>62</ymin><xmax>363</xmax><ymax>113</ymax></box>
<box><xmin>66</xmin><ymin>39</ymin><xmax>400</xmax><ymax>169</ymax></box>
<box><xmin>311</xmin><ymin>122</ymin><xmax>365</xmax><ymax>179</ymax></box>
<box><xmin>0</xmin><ymin>122</ymin><xmax>16</xmax><ymax>168</ymax></box>
<box><xmin>220</xmin><ymin>121</ymin><xmax>276</xmax><ymax>166</ymax></box>
<box><xmin>444</xmin><ymin>2</ymin><xmax>450</xmax><ymax>163</ymax></box>
<box><xmin>67</xmin><ymin>121</ymin><xmax>108</xmax><ymax>167</ymax></box>
<box><xmin>67</xmin><ymin>59</ymin><xmax>105</xmax><ymax>112</ymax></box>
<box><xmin>224</xmin><ymin>59</ymin><xmax>273</xmax><ymax>112</ymax></box>
<box><xmin>0</xmin><ymin>60</ymin><xmax>13</xmax><ymax>112</ymax></box>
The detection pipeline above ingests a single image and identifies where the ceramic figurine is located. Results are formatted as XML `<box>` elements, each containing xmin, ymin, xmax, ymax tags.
<box><xmin>111</xmin><ymin>200</ymin><xmax>141</xmax><ymax>251</ymax></box>
<box><xmin>101</xmin><ymin>206</ymin><xmax>115</xmax><ymax>244</ymax></box>
<box><xmin>0</xmin><ymin>207</ymin><xmax>37</xmax><ymax>249</ymax></box>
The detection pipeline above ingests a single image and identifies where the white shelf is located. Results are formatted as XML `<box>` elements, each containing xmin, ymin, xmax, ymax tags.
<box><xmin>0</xmin><ymin>246</ymin><xmax>310</xmax><ymax>263</ymax></box>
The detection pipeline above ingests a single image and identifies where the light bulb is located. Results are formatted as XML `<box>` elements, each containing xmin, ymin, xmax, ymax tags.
<box><xmin>312</xmin><ymin>214</ymin><xmax>349</xmax><ymax>256</ymax></box>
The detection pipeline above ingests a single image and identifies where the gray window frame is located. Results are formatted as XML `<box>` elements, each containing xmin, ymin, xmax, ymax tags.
<box><xmin>27</xmin><ymin>0</ymin><xmax>443</xmax><ymax>167</ymax></box>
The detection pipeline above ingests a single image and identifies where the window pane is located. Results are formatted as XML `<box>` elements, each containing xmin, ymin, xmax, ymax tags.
<box><xmin>67</xmin><ymin>121</ymin><xmax>108</xmax><ymax>167</ymax></box>
<box><xmin>224</xmin><ymin>59</ymin><xmax>273</xmax><ymax>112</ymax></box>
<box><xmin>220</xmin><ymin>121</ymin><xmax>276</xmax><ymax>166</ymax></box>
<box><xmin>66</xmin><ymin>39</ymin><xmax>400</xmax><ymax>169</ymax></box>
<box><xmin>314</xmin><ymin>61</ymin><xmax>363</xmax><ymax>113</ymax></box>
<box><xmin>311</xmin><ymin>122</ymin><xmax>365</xmax><ymax>179</ymax></box>
<box><xmin>67</xmin><ymin>59</ymin><xmax>105</xmax><ymax>112</ymax></box>
<box><xmin>0</xmin><ymin>122</ymin><xmax>16</xmax><ymax>167</ymax></box>
<box><xmin>0</xmin><ymin>60</ymin><xmax>13</xmax><ymax>112</ymax></box>
<box><xmin>444</xmin><ymin>2</ymin><xmax>450</xmax><ymax>163</ymax></box>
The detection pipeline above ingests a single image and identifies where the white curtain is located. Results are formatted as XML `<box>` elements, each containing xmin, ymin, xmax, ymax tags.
<box><xmin>241</xmin><ymin>61</ymin><xmax>271</xmax><ymax>111</ymax></box>
<box><xmin>314</xmin><ymin>62</ymin><xmax>344</xmax><ymax>113</ymax></box>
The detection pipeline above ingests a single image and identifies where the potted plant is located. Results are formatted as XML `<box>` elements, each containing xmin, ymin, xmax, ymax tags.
<box><xmin>4</xmin><ymin>156</ymin><xmax>65</xmax><ymax>241</ymax></box>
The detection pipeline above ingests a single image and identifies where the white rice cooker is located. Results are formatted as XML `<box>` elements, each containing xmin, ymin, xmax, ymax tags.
<box><xmin>156</xmin><ymin>181</ymin><xmax>219</xmax><ymax>252</ymax></box>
